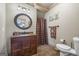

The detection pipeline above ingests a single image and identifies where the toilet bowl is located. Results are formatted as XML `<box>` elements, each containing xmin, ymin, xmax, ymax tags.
<box><xmin>56</xmin><ymin>44</ymin><xmax>76</xmax><ymax>56</ymax></box>
<box><xmin>56</xmin><ymin>44</ymin><xmax>71</xmax><ymax>51</ymax></box>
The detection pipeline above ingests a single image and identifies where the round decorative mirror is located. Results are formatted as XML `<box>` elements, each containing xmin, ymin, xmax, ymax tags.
<box><xmin>14</xmin><ymin>13</ymin><xmax>32</xmax><ymax>30</ymax></box>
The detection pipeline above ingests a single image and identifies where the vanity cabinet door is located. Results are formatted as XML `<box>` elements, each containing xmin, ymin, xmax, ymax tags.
<box><xmin>22</xmin><ymin>36</ymin><xmax>31</xmax><ymax>56</ymax></box>
<box><xmin>23</xmin><ymin>48</ymin><xmax>31</xmax><ymax>56</ymax></box>
<box><xmin>11</xmin><ymin>50</ymin><xmax>24</xmax><ymax>56</ymax></box>
<box><xmin>30</xmin><ymin>37</ymin><xmax>37</xmax><ymax>55</ymax></box>
<box><xmin>11</xmin><ymin>37</ymin><xmax>23</xmax><ymax>56</ymax></box>
<box><xmin>22</xmin><ymin>36</ymin><xmax>31</xmax><ymax>49</ymax></box>
<box><xmin>22</xmin><ymin>36</ymin><xmax>37</xmax><ymax>55</ymax></box>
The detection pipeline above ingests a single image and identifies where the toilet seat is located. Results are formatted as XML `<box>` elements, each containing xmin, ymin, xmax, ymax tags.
<box><xmin>58</xmin><ymin>44</ymin><xmax>71</xmax><ymax>50</ymax></box>
<box><xmin>56</xmin><ymin>44</ymin><xmax>77</xmax><ymax>55</ymax></box>
<box><xmin>56</xmin><ymin>44</ymin><xmax>71</xmax><ymax>51</ymax></box>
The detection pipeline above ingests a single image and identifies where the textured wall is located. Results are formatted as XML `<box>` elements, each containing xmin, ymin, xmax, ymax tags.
<box><xmin>45</xmin><ymin>4</ymin><xmax>79</xmax><ymax>48</ymax></box>
<box><xmin>0</xmin><ymin>3</ymin><xmax>7</xmax><ymax>55</ymax></box>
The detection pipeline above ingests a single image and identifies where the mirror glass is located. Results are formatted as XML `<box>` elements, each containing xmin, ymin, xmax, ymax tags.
<box><xmin>14</xmin><ymin>13</ymin><xmax>32</xmax><ymax>30</ymax></box>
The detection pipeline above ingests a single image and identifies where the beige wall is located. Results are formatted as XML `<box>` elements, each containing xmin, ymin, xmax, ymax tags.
<box><xmin>45</xmin><ymin>3</ymin><xmax>79</xmax><ymax>48</ymax></box>
<box><xmin>6</xmin><ymin>3</ymin><xmax>37</xmax><ymax>54</ymax></box>
<box><xmin>37</xmin><ymin>10</ymin><xmax>45</xmax><ymax>18</ymax></box>
<box><xmin>0</xmin><ymin>4</ymin><xmax>7</xmax><ymax>55</ymax></box>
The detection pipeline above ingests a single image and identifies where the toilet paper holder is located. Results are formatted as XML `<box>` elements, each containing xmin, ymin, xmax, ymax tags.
<box><xmin>60</xmin><ymin>39</ymin><xmax>66</xmax><ymax>44</ymax></box>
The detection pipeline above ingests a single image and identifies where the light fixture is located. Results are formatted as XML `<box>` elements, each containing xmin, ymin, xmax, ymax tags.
<box><xmin>22</xmin><ymin>8</ymin><xmax>26</xmax><ymax>12</ymax></box>
<box><xmin>18</xmin><ymin>5</ymin><xmax>30</xmax><ymax>13</ymax></box>
<box><xmin>27</xmin><ymin>9</ymin><xmax>30</xmax><ymax>12</ymax></box>
<box><xmin>17</xmin><ymin>6</ymin><xmax>21</xmax><ymax>10</ymax></box>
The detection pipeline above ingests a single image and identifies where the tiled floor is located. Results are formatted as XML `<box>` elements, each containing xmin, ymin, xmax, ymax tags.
<box><xmin>33</xmin><ymin>45</ymin><xmax>60</xmax><ymax>56</ymax></box>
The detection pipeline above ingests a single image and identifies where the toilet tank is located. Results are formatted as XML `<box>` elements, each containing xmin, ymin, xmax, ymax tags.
<box><xmin>73</xmin><ymin>37</ymin><xmax>79</xmax><ymax>56</ymax></box>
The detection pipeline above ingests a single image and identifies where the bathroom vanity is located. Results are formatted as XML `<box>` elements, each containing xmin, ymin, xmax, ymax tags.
<box><xmin>11</xmin><ymin>35</ymin><xmax>37</xmax><ymax>56</ymax></box>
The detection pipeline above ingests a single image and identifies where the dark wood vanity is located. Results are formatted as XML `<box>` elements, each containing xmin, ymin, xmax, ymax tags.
<box><xmin>11</xmin><ymin>35</ymin><xmax>37</xmax><ymax>56</ymax></box>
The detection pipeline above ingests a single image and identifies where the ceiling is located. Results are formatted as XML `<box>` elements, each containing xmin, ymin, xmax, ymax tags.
<box><xmin>37</xmin><ymin>3</ymin><xmax>53</xmax><ymax>9</ymax></box>
<box><xmin>27</xmin><ymin>3</ymin><xmax>58</xmax><ymax>13</ymax></box>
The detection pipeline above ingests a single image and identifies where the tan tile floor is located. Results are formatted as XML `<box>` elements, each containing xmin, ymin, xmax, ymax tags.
<box><xmin>33</xmin><ymin>45</ymin><xmax>60</xmax><ymax>56</ymax></box>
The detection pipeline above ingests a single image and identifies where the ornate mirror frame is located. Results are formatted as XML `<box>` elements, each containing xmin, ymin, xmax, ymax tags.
<box><xmin>14</xmin><ymin>13</ymin><xmax>32</xmax><ymax>30</ymax></box>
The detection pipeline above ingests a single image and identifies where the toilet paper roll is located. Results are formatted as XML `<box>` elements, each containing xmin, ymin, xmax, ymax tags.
<box><xmin>60</xmin><ymin>39</ymin><xmax>65</xmax><ymax>43</ymax></box>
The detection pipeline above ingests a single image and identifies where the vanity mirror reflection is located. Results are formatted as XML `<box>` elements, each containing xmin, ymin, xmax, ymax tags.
<box><xmin>14</xmin><ymin>13</ymin><xmax>32</xmax><ymax>30</ymax></box>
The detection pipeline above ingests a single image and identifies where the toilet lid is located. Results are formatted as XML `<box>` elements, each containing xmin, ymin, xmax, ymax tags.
<box><xmin>57</xmin><ymin>44</ymin><xmax>71</xmax><ymax>50</ymax></box>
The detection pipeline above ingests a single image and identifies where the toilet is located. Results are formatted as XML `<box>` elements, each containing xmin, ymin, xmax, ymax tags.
<box><xmin>56</xmin><ymin>37</ymin><xmax>79</xmax><ymax>56</ymax></box>
<box><xmin>56</xmin><ymin>44</ymin><xmax>76</xmax><ymax>56</ymax></box>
